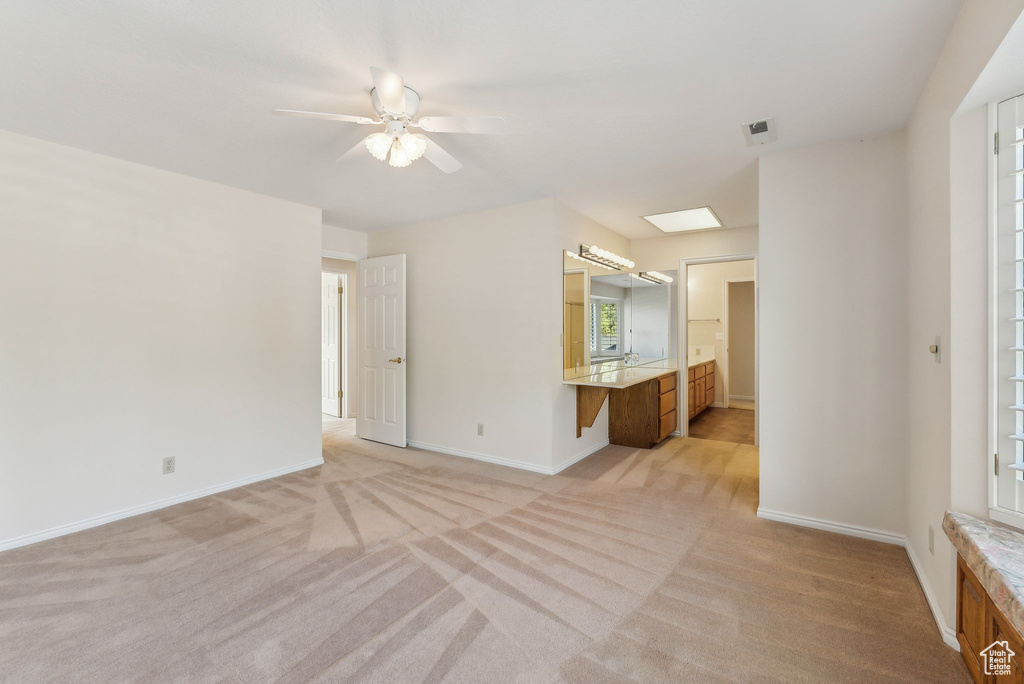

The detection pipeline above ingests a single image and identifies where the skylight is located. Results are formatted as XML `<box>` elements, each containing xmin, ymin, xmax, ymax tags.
<box><xmin>642</xmin><ymin>206</ymin><xmax>723</xmax><ymax>233</ymax></box>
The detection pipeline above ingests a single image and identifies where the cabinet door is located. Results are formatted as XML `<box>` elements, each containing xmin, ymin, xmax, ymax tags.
<box><xmin>957</xmin><ymin>555</ymin><xmax>986</xmax><ymax>683</ymax></box>
<box><xmin>987</xmin><ymin>594</ymin><xmax>1024</xmax><ymax>683</ymax></box>
<box><xmin>688</xmin><ymin>381</ymin><xmax>695</xmax><ymax>418</ymax></box>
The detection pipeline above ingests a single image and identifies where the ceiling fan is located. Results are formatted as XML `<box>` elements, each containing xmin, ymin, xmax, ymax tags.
<box><xmin>274</xmin><ymin>67</ymin><xmax>507</xmax><ymax>173</ymax></box>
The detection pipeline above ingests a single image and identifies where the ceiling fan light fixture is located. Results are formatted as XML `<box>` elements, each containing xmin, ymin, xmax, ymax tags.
<box><xmin>365</xmin><ymin>132</ymin><xmax>391</xmax><ymax>161</ymax></box>
<box><xmin>399</xmin><ymin>132</ymin><xmax>427</xmax><ymax>161</ymax></box>
<box><xmin>388</xmin><ymin>141</ymin><xmax>412</xmax><ymax>168</ymax></box>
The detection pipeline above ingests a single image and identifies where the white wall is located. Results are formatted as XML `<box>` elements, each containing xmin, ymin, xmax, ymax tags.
<box><xmin>906</xmin><ymin>0</ymin><xmax>1024</xmax><ymax>635</ymax></box>
<box><xmin>0</xmin><ymin>130</ymin><xmax>323</xmax><ymax>548</ymax></box>
<box><xmin>686</xmin><ymin>260</ymin><xmax>756</xmax><ymax>405</ymax></box>
<box><xmin>367</xmin><ymin>199</ymin><xmax>561</xmax><ymax>471</ymax></box>
<box><xmin>758</xmin><ymin>131</ymin><xmax>908</xmax><ymax>536</ymax></box>
<box><xmin>322</xmin><ymin>223</ymin><xmax>368</xmax><ymax>260</ymax></box>
<box><xmin>322</xmin><ymin>257</ymin><xmax>358</xmax><ymax>418</ymax></box>
<box><xmin>728</xmin><ymin>281</ymin><xmax>756</xmax><ymax>399</ymax></box>
<box><xmin>631</xmin><ymin>225</ymin><xmax>758</xmax><ymax>272</ymax></box>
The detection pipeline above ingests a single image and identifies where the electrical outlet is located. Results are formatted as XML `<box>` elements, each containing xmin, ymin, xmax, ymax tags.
<box><xmin>163</xmin><ymin>456</ymin><xmax>175</xmax><ymax>474</ymax></box>
<box><xmin>477</xmin><ymin>423</ymin><xmax>484</xmax><ymax>436</ymax></box>
<box><xmin>928</xmin><ymin>525</ymin><xmax>934</xmax><ymax>554</ymax></box>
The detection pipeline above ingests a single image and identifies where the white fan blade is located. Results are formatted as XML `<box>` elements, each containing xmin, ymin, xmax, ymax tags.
<box><xmin>422</xmin><ymin>136</ymin><xmax>462</xmax><ymax>173</ymax></box>
<box><xmin>369</xmin><ymin>67</ymin><xmax>407</xmax><ymax>115</ymax></box>
<box><xmin>416</xmin><ymin>116</ymin><xmax>507</xmax><ymax>135</ymax></box>
<box><xmin>274</xmin><ymin>109</ymin><xmax>377</xmax><ymax>125</ymax></box>
<box><xmin>336</xmin><ymin>136</ymin><xmax>371</xmax><ymax>163</ymax></box>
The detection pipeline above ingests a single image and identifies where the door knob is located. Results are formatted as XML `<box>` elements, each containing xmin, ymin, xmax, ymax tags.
<box><xmin>389</xmin><ymin>357</ymin><xmax>403</xmax><ymax>364</ymax></box>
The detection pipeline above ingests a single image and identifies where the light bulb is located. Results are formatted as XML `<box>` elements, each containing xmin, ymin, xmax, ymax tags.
<box><xmin>388</xmin><ymin>142</ymin><xmax>411</xmax><ymax>168</ymax></box>
<box><xmin>399</xmin><ymin>133</ymin><xmax>427</xmax><ymax>161</ymax></box>
<box><xmin>365</xmin><ymin>132</ymin><xmax>391</xmax><ymax>161</ymax></box>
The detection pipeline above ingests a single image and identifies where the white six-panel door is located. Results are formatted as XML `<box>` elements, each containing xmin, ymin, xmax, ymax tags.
<box><xmin>321</xmin><ymin>273</ymin><xmax>341</xmax><ymax>416</ymax></box>
<box><xmin>357</xmin><ymin>255</ymin><xmax>406</xmax><ymax>447</ymax></box>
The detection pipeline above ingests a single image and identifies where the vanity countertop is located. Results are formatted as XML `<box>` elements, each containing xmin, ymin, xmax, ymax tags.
<box><xmin>563</xmin><ymin>363</ymin><xmax>678</xmax><ymax>390</ymax></box>
<box><xmin>687</xmin><ymin>354</ymin><xmax>716</xmax><ymax>368</ymax></box>
<box><xmin>943</xmin><ymin>510</ymin><xmax>1024</xmax><ymax>638</ymax></box>
<box><xmin>565</xmin><ymin>358</ymin><xmax>676</xmax><ymax>381</ymax></box>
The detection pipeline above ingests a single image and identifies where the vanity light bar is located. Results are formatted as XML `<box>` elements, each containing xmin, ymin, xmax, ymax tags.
<box><xmin>565</xmin><ymin>249</ymin><xmax>616</xmax><ymax>271</ymax></box>
<box><xmin>638</xmin><ymin>271</ymin><xmax>674</xmax><ymax>284</ymax></box>
<box><xmin>580</xmin><ymin>244</ymin><xmax>635</xmax><ymax>270</ymax></box>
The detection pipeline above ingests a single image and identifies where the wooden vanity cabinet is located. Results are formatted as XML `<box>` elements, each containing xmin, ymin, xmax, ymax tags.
<box><xmin>609</xmin><ymin>371</ymin><xmax>678</xmax><ymax>448</ymax></box>
<box><xmin>687</xmin><ymin>361</ymin><xmax>716</xmax><ymax>420</ymax></box>
<box><xmin>957</xmin><ymin>554</ymin><xmax>1024</xmax><ymax>683</ymax></box>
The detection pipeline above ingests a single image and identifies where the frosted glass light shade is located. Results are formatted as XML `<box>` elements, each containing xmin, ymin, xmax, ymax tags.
<box><xmin>365</xmin><ymin>132</ymin><xmax>392</xmax><ymax>161</ymax></box>
<box><xmin>399</xmin><ymin>133</ymin><xmax>427</xmax><ymax>161</ymax></box>
<box><xmin>388</xmin><ymin>142</ymin><xmax>411</xmax><ymax>168</ymax></box>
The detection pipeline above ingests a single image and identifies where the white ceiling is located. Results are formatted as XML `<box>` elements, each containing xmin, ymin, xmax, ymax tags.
<box><xmin>0</xmin><ymin>0</ymin><xmax>962</xmax><ymax>238</ymax></box>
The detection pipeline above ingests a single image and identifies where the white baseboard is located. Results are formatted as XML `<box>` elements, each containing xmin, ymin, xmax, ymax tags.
<box><xmin>408</xmin><ymin>441</ymin><xmax>554</xmax><ymax>474</ymax></box>
<box><xmin>904</xmin><ymin>540</ymin><xmax>959</xmax><ymax>650</ymax></box>
<box><xmin>552</xmin><ymin>440</ymin><xmax>610</xmax><ymax>474</ymax></box>
<box><xmin>0</xmin><ymin>457</ymin><xmax>325</xmax><ymax>553</ymax></box>
<box><xmin>710</xmin><ymin>401</ymin><xmax>725</xmax><ymax>408</ymax></box>
<box><xmin>756</xmin><ymin>508</ymin><xmax>905</xmax><ymax>545</ymax></box>
<box><xmin>730</xmin><ymin>395</ymin><xmax>755</xmax><ymax>401</ymax></box>
<box><xmin>407</xmin><ymin>439</ymin><xmax>609</xmax><ymax>476</ymax></box>
<box><xmin>757</xmin><ymin>507</ymin><xmax>958</xmax><ymax>651</ymax></box>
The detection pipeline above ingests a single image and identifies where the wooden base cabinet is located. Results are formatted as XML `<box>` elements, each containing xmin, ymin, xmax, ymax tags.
<box><xmin>957</xmin><ymin>554</ymin><xmax>1024</xmax><ymax>683</ymax></box>
<box><xmin>687</xmin><ymin>361</ymin><xmax>716</xmax><ymax>420</ymax></box>
<box><xmin>608</xmin><ymin>371</ymin><xmax>677</xmax><ymax>449</ymax></box>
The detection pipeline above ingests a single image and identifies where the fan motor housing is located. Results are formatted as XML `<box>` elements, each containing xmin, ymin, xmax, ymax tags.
<box><xmin>370</xmin><ymin>86</ymin><xmax>420</xmax><ymax>118</ymax></box>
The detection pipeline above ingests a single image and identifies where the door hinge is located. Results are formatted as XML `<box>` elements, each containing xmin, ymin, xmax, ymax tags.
<box><xmin>995</xmin><ymin>132</ymin><xmax>1000</xmax><ymax>155</ymax></box>
<box><xmin>338</xmin><ymin>286</ymin><xmax>344</xmax><ymax>294</ymax></box>
<box><xmin>338</xmin><ymin>390</ymin><xmax>343</xmax><ymax>398</ymax></box>
<box><xmin>996</xmin><ymin>453</ymin><xmax>1000</xmax><ymax>476</ymax></box>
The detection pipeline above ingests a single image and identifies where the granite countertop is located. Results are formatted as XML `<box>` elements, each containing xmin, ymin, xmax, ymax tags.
<box><xmin>562</xmin><ymin>364</ymin><xmax>677</xmax><ymax>390</ymax></box>
<box><xmin>943</xmin><ymin>510</ymin><xmax>1024</xmax><ymax>637</ymax></box>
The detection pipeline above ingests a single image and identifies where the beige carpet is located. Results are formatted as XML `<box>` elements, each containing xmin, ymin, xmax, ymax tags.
<box><xmin>0</xmin><ymin>419</ymin><xmax>967</xmax><ymax>682</ymax></box>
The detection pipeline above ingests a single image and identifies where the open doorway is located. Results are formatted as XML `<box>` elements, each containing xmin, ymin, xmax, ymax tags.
<box><xmin>679</xmin><ymin>255</ymin><xmax>758</xmax><ymax>445</ymax></box>
<box><xmin>321</xmin><ymin>257</ymin><xmax>357</xmax><ymax>428</ymax></box>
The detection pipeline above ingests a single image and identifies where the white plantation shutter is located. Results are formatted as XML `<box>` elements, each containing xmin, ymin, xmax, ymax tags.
<box><xmin>590</xmin><ymin>299</ymin><xmax>621</xmax><ymax>357</ymax></box>
<box><xmin>996</xmin><ymin>93</ymin><xmax>1024</xmax><ymax>513</ymax></box>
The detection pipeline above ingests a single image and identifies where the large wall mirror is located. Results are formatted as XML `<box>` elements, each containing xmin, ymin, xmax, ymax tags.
<box><xmin>563</xmin><ymin>251</ymin><xmax>677</xmax><ymax>380</ymax></box>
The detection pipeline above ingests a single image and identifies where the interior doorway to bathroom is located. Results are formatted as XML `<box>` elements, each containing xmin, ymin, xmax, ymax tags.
<box><xmin>679</xmin><ymin>256</ymin><xmax>757</xmax><ymax>445</ymax></box>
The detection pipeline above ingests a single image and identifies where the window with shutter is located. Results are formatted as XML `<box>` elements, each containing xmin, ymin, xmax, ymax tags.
<box><xmin>995</xmin><ymin>93</ymin><xmax>1024</xmax><ymax>517</ymax></box>
<box><xmin>590</xmin><ymin>299</ymin><xmax>622</xmax><ymax>359</ymax></box>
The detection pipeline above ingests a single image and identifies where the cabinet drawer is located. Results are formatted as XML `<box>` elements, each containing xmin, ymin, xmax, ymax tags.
<box><xmin>659</xmin><ymin>373</ymin><xmax>677</xmax><ymax>394</ymax></box>
<box><xmin>659</xmin><ymin>389</ymin><xmax>677</xmax><ymax>416</ymax></box>
<box><xmin>660</xmin><ymin>410</ymin><xmax>676</xmax><ymax>441</ymax></box>
<box><xmin>688</xmin><ymin>368</ymin><xmax>695</xmax><ymax>382</ymax></box>
<box><xmin>693</xmin><ymin>364</ymin><xmax>706</xmax><ymax>379</ymax></box>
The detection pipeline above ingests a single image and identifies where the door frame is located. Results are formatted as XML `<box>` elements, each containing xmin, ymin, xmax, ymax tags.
<box><xmin>338</xmin><ymin>272</ymin><xmax>348</xmax><ymax>417</ymax></box>
<box><xmin>678</xmin><ymin>253</ymin><xmax>759</xmax><ymax>445</ymax></box>
<box><xmin>722</xmin><ymin>276</ymin><xmax>755</xmax><ymax>410</ymax></box>
<box><xmin>321</xmin><ymin>259</ymin><xmax>353</xmax><ymax>418</ymax></box>
<box><xmin>320</xmin><ymin>271</ymin><xmax>346</xmax><ymax>417</ymax></box>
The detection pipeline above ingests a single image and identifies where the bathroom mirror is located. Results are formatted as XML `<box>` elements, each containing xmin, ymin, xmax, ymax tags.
<box><xmin>563</xmin><ymin>250</ymin><xmax>677</xmax><ymax>380</ymax></box>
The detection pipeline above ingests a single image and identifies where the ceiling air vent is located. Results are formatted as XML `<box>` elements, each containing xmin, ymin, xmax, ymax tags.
<box><xmin>741</xmin><ymin>117</ymin><xmax>776</xmax><ymax>146</ymax></box>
